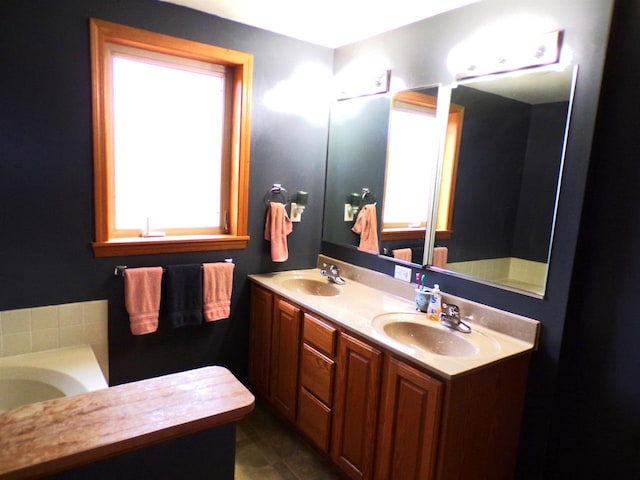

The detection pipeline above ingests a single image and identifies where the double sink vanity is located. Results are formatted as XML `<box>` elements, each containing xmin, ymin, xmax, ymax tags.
<box><xmin>248</xmin><ymin>255</ymin><xmax>539</xmax><ymax>480</ymax></box>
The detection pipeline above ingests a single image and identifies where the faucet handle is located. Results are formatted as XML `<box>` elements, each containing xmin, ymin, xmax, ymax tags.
<box><xmin>440</xmin><ymin>303</ymin><xmax>471</xmax><ymax>333</ymax></box>
<box><xmin>441</xmin><ymin>303</ymin><xmax>460</xmax><ymax>319</ymax></box>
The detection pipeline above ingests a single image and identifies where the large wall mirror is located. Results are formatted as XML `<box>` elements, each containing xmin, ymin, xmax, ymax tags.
<box><xmin>322</xmin><ymin>63</ymin><xmax>578</xmax><ymax>297</ymax></box>
<box><xmin>322</xmin><ymin>84</ymin><xmax>444</xmax><ymax>262</ymax></box>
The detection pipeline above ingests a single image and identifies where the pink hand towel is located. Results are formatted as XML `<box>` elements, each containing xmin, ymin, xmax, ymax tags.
<box><xmin>352</xmin><ymin>204</ymin><xmax>379</xmax><ymax>254</ymax></box>
<box><xmin>433</xmin><ymin>247</ymin><xmax>448</xmax><ymax>268</ymax></box>
<box><xmin>393</xmin><ymin>248</ymin><xmax>412</xmax><ymax>262</ymax></box>
<box><xmin>123</xmin><ymin>267</ymin><xmax>163</xmax><ymax>335</ymax></box>
<box><xmin>203</xmin><ymin>262</ymin><xmax>235</xmax><ymax>322</ymax></box>
<box><xmin>264</xmin><ymin>202</ymin><xmax>293</xmax><ymax>262</ymax></box>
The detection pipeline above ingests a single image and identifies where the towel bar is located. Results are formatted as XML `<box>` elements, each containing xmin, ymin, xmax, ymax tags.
<box><xmin>114</xmin><ymin>258</ymin><xmax>233</xmax><ymax>277</ymax></box>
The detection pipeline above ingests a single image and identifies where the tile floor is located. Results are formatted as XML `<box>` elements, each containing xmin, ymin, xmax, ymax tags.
<box><xmin>235</xmin><ymin>401</ymin><xmax>342</xmax><ymax>480</ymax></box>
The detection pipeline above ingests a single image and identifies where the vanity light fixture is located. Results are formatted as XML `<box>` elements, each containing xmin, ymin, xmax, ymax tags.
<box><xmin>451</xmin><ymin>30</ymin><xmax>562</xmax><ymax>80</ymax></box>
<box><xmin>335</xmin><ymin>68</ymin><xmax>391</xmax><ymax>100</ymax></box>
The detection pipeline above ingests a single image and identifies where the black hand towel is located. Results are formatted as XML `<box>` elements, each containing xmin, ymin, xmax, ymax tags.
<box><xmin>165</xmin><ymin>264</ymin><xmax>203</xmax><ymax>328</ymax></box>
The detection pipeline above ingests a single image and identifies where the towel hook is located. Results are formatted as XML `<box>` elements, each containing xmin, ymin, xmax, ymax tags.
<box><xmin>361</xmin><ymin>188</ymin><xmax>376</xmax><ymax>205</ymax></box>
<box><xmin>264</xmin><ymin>183</ymin><xmax>289</xmax><ymax>206</ymax></box>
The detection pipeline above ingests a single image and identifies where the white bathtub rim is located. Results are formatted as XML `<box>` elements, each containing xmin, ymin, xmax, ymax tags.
<box><xmin>0</xmin><ymin>345</ymin><xmax>108</xmax><ymax>395</ymax></box>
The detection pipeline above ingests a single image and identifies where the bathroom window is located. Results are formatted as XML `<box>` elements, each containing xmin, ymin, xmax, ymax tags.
<box><xmin>90</xmin><ymin>19</ymin><xmax>253</xmax><ymax>257</ymax></box>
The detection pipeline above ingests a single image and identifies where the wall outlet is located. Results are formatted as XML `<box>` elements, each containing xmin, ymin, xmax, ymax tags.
<box><xmin>394</xmin><ymin>264</ymin><xmax>412</xmax><ymax>282</ymax></box>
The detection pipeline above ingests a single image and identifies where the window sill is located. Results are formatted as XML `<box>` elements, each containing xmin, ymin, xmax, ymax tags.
<box><xmin>381</xmin><ymin>228</ymin><xmax>426</xmax><ymax>241</ymax></box>
<box><xmin>92</xmin><ymin>235</ymin><xmax>250</xmax><ymax>257</ymax></box>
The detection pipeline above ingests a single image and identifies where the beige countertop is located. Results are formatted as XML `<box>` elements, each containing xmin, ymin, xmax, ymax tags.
<box><xmin>249</xmin><ymin>263</ymin><xmax>539</xmax><ymax>379</ymax></box>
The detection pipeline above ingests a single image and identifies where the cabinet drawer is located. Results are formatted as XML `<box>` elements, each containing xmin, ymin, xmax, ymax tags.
<box><xmin>298</xmin><ymin>387</ymin><xmax>332</xmax><ymax>453</ymax></box>
<box><xmin>300</xmin><ymin>343</ymin><xmax>335</xmax><ymax>406</ymax></box>
<box><xmin>303</xmin><ymin>313</ymin><xmax>337</xmax><ymax>357</ymax></box>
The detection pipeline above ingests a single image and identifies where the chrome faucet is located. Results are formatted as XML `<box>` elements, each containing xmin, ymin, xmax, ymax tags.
<box><xmin>321</xmin><ymin>263</ymin><xmax>346</xmax><ymax>285</ymax></box>
<box><xmin>439</xmin><ymin>303</ymin><xmax>471</xmax><ymax>333</ymax></box>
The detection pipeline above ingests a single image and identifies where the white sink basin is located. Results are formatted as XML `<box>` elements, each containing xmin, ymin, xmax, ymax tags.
<box><xmin>279</xmin><ymin>277</ymin><xmax>341</xmax><ymax>297</ymax></box>
<box><xmin>372</xmin><ymin>312</ymin><xmax>499</xmax><ymax>357</ymax></box>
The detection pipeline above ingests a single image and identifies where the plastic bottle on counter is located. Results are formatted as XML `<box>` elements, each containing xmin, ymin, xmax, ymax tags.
<box><xmin>426</xmin><ymin>284</ymin><xmax>442</xmax><ymax>322</ymax></box>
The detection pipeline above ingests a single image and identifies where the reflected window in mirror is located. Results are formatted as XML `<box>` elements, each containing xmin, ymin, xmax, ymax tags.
<box><xmin>382</xmin><ymin>91</ymin><xmax>462</xmax><ymax>243</ymax></box>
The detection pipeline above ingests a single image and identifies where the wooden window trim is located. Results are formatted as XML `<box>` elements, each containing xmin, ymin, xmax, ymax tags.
<box><xmin>89</xmin><ymin>19</ymin><xmax>252</xmax><ymax>257</ymax></box>
<box><xmin>381</xmin><ymin>228</ymin><xmax>426</xmax><ymax>242</ymax></box>
<box><xmin>380</xmin><ymin>228</ymin><xmax>452</xmax><ymax>242</ymax></box>
<box><xmin>436</xmin><ymin>103</ymin><xmax>464</xmax><ymax>236</ymax></box>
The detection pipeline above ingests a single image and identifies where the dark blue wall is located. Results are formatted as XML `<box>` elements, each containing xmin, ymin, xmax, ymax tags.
<box><xmin>444</xmin><ymin>86</ymin><xmax>531</xmax><ymax>262</ymax></box>
<box><xmin>0</xmin><ymin>0</ymin><xmax>332</xmax><ymax>385</ymax></box>
<box><xmin>514</xmin><ymin>101</ymin><xmax>569</xmax><ymax>262</ymax></box>
<box><xmin>547</xmin><ymin>0</ymin><xmax>640</xmax><ymax>476</ymax></box>
<box><xmin>329</xmin><ymin>1</ymin><xmax>614</xmax><ymax>478</ymax></box>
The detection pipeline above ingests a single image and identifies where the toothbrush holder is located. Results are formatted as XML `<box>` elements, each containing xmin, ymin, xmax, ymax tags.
<box><xmin>415</xmin><ymin>289</ymin><xmax>432</xmax><ymax>313</ymax></box>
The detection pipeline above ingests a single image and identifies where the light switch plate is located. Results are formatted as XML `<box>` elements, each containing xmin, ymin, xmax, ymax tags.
<box><xmin>290</xmin><ymin>203</ymin><xmax>301</xmax><ymax>222</ymax></box>
<box><xmin>344</xmin><ymin>204</ymin><xmax>354</xmax><ymax>222</ymax></box>
<box><xmin>394</xmin><ymin>264</ymin><xmax>412</xmax><ymax>282</ymax></box>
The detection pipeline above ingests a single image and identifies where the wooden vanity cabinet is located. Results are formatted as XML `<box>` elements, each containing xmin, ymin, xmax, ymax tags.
<box><xmin>248</xmin><ymin>285</ymin><xmax>302</xmax><ymax>423</ymax></box>
<box><xmin>297</xmin><ymin>313</ymin><xmax>337</xmax><ymax>452</ymax></box>
<box><xmin>435</xmin><ymin>353</ymin><xmax>531</xmax><ymax>480</ymax></box>
<box><xmin>375</xmin><ymin>356</ymin><xmax>443</xmax><ymax>480</ymax></box>
<box><xmin>269</xmin><ymin>297</ymin><xmax>302</xmax><ymax>422</ymax></box>
<box><xmin>248</xmin><ymin>284</ymin><xmax>273</xmax><ymax>398</ymax></box>
<box><xmin>331</xmin><ymin>332</ymin><xmax>382</xmax><ymax>480</ymax></box>
<box><xmin>248</xmin><ymin>283</ymin><xmax>532</xmax><ymax>480</ymax></box>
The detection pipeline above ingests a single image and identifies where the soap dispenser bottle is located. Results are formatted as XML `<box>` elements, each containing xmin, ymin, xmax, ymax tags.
<box><xmin>427</xmin><ymin>284</ymin><xmax>442</xmax><ymax>322</ymax></box>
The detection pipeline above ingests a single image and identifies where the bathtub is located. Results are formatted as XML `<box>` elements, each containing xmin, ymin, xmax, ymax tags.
<box><xmin>0</xmin><ymin>345</ymin><xmax>108</xmax><ymax>411</ymax></box>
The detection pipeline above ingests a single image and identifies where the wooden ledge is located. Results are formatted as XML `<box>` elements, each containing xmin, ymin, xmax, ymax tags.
<box><xmin>0</xmin><ymin>366</ymin><xmax>254</xmax><ymax>479</ymax></box>
<box><xmin>92</xmin><ymin>235</ymin><xmax>250</xmax><ymax>257</ymax></box>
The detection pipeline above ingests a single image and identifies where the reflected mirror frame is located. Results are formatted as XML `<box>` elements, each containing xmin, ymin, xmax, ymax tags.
<box><xmin>423</xmin><ymin>84</ymin><xmax>453</xmax><ymax>267</ymax></box>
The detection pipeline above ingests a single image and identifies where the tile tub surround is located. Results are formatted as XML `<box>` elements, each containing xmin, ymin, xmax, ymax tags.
<box><xmin>447</xmin><ymin>257</ymin><xmax>547</xmax><ymax>295</ymax></box>
<box><xmin>0</xmin><ymin>300</ymin><xmax>109</xmax><ymax>382</ymax></box>
<box><xmin>250</xmin><ymin>257</ymin><xmax>540</xmax><ymax>378</ymax></box>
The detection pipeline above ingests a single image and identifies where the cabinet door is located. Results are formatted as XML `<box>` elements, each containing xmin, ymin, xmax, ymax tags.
<box><xmin>269</xmin><ymin>297</ymin><xmax>302</xmax><ymax>422</ymax></box>
<box><xmin>375</xmin><ymin>357</ymin><xmax>442</xmax><ymax>480</ymax></box>
<box><xmin>331</xmin><ymin>332</ymin><xmax>382</xmax><ymax>480</ymax></box>
<box><xmin>248</xmin><ymin>284</ymin><xmax>273</xmax><ymax>398</ymax></box>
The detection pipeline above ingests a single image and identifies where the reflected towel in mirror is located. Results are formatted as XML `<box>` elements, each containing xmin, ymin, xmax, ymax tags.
<box><xmin>433</xmin><ymin>247</ymin><xmax>448</xmax><ymax>268</ymax></box>
<box><xmin>352</xmin><ymin>204</ymin><xmax>379</xmax><ymax>254</ymax></box>
<box><xmin>393</xmin><ymin>248</ymin><xmax>412</xmax><ymax>262</ymax></box>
